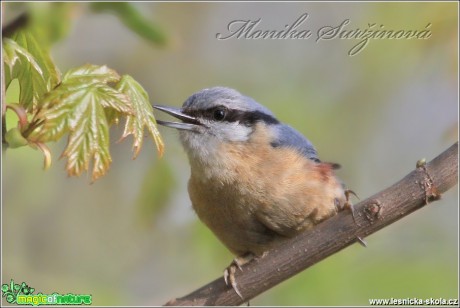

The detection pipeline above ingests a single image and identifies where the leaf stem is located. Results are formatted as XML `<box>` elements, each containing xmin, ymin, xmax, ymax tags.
<box><xmin>6</xmin><ymin>103</ymin><xmax>28</xmax><ymax>129</ymax></box>
<box><xmin>21</xmin><ymin>118</ymin><xmax>44</xmax><ymax>139</ymax></box>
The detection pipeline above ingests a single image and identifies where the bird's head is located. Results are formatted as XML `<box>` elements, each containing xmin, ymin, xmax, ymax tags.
<box><xmin>154</xmin><ymin>87</ymin><xmax>281</xmax><ymax>162</ymax></box>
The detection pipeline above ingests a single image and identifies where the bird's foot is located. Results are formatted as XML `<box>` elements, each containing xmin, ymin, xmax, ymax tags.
<box><xmin>344</xmin><ymin>189</ymin><xmax>359</xmax><ymax>225</ymax></box>
<box><xmin>223</xmin><ymin>253</ymin><xmax>255</xmax><ymax>299</ymax></box>
<box><xmin>344</xmin><ymin>189</ymin><xmax>368</xmax><ymax>247</ymax></box>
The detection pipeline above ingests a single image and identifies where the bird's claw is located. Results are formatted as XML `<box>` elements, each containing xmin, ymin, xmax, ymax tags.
<box><xmin>343</xmin><ymin>190</ymin><xmax>368</xmax><ymax>247</ymax></box>
<box><xmin>356</xmin><ymin>236</ymin><xmax>367</xmax><ymax>247</ymax></box>
<box><xmin>345</xmin><ymin>189</ymin><xmax>359</xmax><ymax>200</ymax></box>
<box><xmin>224</xmin><ymin>263</ymin><xmax>243</xmax><ymax>299</ymax></box>
<box><xmin>344</xmin><ymin>189</ymin><xmax>359</xmax><ymax>226</ymax></box>
<box><xmin>223</xmin><ymin>253</ymin><xmax>255</xmax><ymax>299</ymax></box>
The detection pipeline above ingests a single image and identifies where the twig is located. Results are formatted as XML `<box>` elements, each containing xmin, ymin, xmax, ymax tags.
<box><xmin>165</xmin><ymin>142</ymin><xmax>458</xmax><ymax>306</ymax></box>
<box><xmin>2</xmin><ymin>12</ymin><xmax>29</xmax><ymax>38</ymax></box>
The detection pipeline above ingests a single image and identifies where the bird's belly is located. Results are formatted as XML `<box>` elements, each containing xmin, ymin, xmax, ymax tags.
<box><xmin>187</xmin><ymin>173</ymin><xmax>342</xmax><ymax>256</ymax></box>
<box><xmin>188</xmin><ymin>177</ymin><xmax>278</xmax><ymax>256</ymax></box>
<box><xmin>187</xmin><ymin>141</ymin><xmax>345</xmax><ymax>256</ymax></box>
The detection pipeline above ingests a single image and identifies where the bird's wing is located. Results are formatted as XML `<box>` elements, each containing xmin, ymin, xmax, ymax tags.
<box><xmin>255</xmin><ymin>124</ymin><xmax>340</xmax><ymax>238</ymax></box>
<box><xmin>270</xmin><ymin>124</ymin><xmax>319</xmax><ymax>162</ymax></box>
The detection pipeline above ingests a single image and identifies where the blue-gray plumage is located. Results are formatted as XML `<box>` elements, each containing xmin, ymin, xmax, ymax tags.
<box><xmin>154</xmin><ymin>87</ymin><xmax>353</xmax><ymax>298</ymax></box>
<box><xmin>182</xmin><ymin>87</ymin><xmax>275</xmax><ymax>116</ymax></box>
<box><xmin>270</xmin><ymin>124</ymin><xmax>319</xmax><ymax>161</ymax></box>
<box><xmin>184</xmin><ymin>87</ymin><xmax>318</xmax><ymax>160</ymax></box>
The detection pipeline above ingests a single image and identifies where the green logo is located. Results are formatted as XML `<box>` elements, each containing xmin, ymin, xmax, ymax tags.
<box><xmin>1</xmin><ymin>279</ymin><xmax>92</xmax><ymax>306</ymax></box>
<box><xmin>1</xmin><ymin>280</ymin><xmax>35</xmax><ymax>304</ymax></box>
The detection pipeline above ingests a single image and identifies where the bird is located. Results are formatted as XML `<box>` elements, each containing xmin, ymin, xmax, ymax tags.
<box><xmin>154</xmin><ymin>87</ymin><xmax>355</xmax><ymax>298</ymax></box>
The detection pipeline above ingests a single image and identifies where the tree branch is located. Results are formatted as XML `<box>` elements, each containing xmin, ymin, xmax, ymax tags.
<box><xmin>165</xmin><ymin>142</ymin><xmax>458</xmax><ymax>306</ymax></box>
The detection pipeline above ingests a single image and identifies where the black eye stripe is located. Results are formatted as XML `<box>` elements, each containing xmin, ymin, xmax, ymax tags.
<box><xmin>184</xmin><ymin>107</ymin><xmax>279</xmax><ymax>126</ymax></box>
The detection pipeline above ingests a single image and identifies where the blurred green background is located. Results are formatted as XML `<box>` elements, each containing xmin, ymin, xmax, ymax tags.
<box><xmin>2</xmin><ymin>2</ymin><xmax>458</xmax><ymax>306</ymax></box>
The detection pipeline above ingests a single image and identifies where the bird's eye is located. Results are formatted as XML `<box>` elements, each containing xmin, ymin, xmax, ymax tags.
<box><xmin>213</xmin><ymin>107</ymin><xmax>227</xmax><ymax>121</ymax></box>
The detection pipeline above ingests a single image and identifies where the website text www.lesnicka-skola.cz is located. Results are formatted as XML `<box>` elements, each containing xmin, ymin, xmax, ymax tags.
<box><xmin>369</xmin><ymin>297</ymin><xmax>458</xmax><ymax>306</ymax></box>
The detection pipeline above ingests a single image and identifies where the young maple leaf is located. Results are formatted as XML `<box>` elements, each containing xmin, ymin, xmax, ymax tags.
<box><xmin>116</xmin><ymin>75</ymin><xmax>164</xmax><ymax>158</ymax></box>
<box><xmin>29</xmin><ymin>65</ymin><xmax>133</xmax><ymax>182</ymax></box>
<box><xmin>3</xmin><ymin>38</ymin><xmax>48</xmax><ymax>111</ymax></box>
<box><xmin>5</xmin><ymin>30</ymin><xmax>61</xmax><ymax>111</ymax></box>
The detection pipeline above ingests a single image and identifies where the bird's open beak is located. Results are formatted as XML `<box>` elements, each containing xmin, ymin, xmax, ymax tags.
<box><xmin>153</xmin><ymin>105</ymin><xmax>203</xmax><ymax>131</ymax></box>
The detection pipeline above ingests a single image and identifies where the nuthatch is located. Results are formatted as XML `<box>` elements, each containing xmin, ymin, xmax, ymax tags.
<box><xmin>154</xmin><ymin>87</ymin><xmax>355</xmax><ymax>298</ymax></box>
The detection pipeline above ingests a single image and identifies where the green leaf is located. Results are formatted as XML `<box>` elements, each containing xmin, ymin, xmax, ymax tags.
<box><xmin>3</xmin><ymin>38</ymin><xmax>20</xmax><ymax>73</ymax></box>
<box><xmin>24</xmin><ymin>64</ymin><xmax>162</xmax><ymax>181</ymax></box>
<box><xmin>29</xmin><ymin>66</ymin><xmax>133</xmax><ymax>181</ymax></box>
<box><xmin>63</xmin><ymin>64</ymin><xmax>121</xmax><ymax>84</ymax></box>
<box><xmin>4</xmin><ymin>29</ymin><xmax>60</xmax><ymax>111</ymax></box>
<box><xmin>60</xmin><ymin>87</ymin><xmax>112</xmax><ymax>182</ymax></box>
<box><xmin>30</xmin><ymin>64</ymin><xmax>130</xmax><ymax>142</ymax></box>
<box><xmin>30</xmin><ymin>86</ymin><xmax>86</xmax><ymax>142</ymax></box>
<box><xmin>11</xmin><ymin>29</ymin><xmax>60</xmax><ymax>87</ymax></box>
<box><xmin>90</xmin><ymin>2</ymin><xmax>167</xmax><ymax>46</ymax></box>
<box><xmin>115</xmin><ymin>75</ymin><xmax>164</xmax><ymax>158</ymax></box>
<box><xmin>2</xmin><ymin>37</ymin><xmax>48</xmax><ymax>108</ymax></box>
<box><xmin>3</xmin><ymin>39</ymin><xmax>20</xmax><ymax>89</ymax></box>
